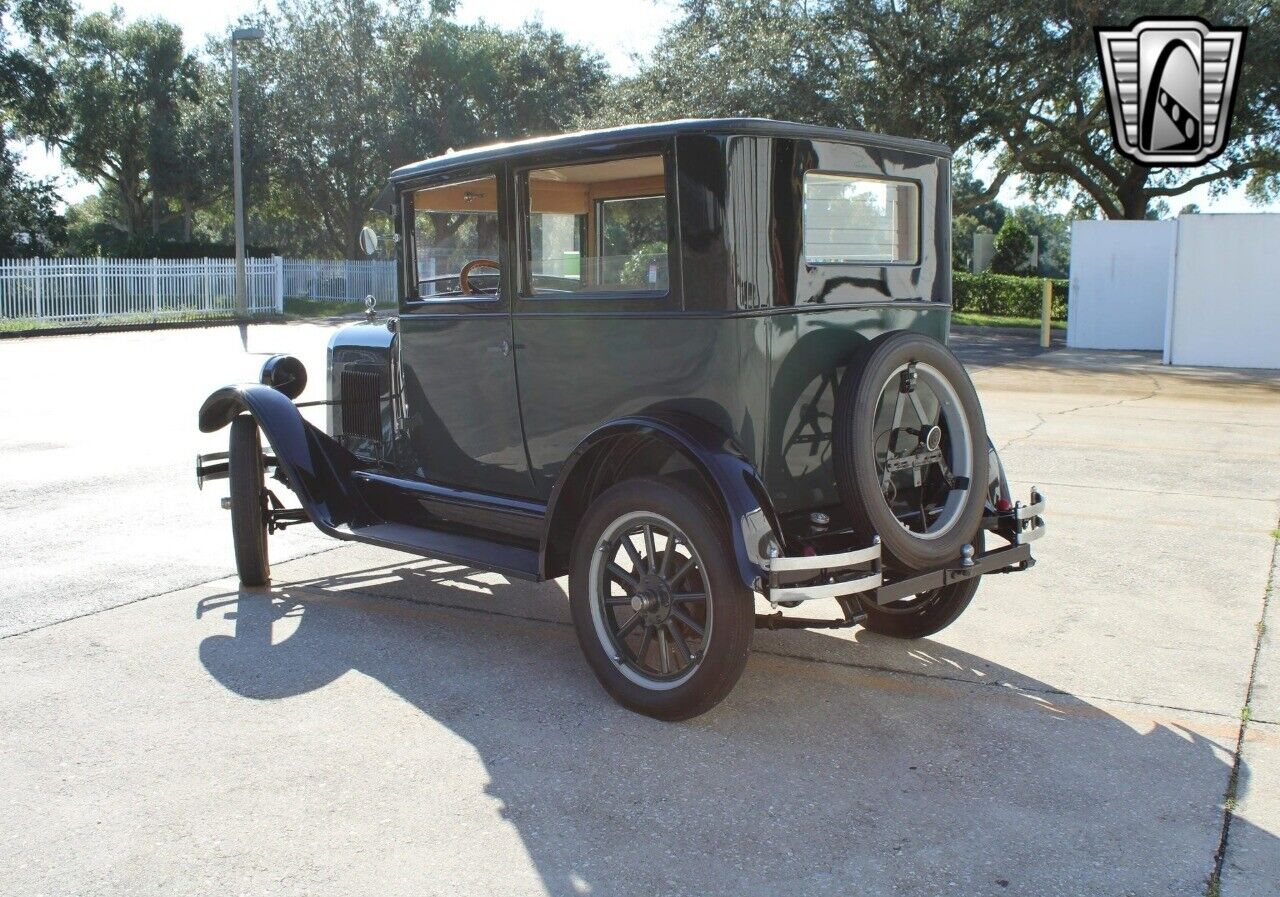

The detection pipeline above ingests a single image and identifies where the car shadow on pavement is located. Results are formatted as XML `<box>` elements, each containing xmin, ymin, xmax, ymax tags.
<box><xmin>195</xmin><ymin>569</ymin><xmax>1272</xmax><ymax>897</ymax></box>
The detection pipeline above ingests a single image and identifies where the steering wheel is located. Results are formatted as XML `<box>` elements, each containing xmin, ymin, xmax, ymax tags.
<box><xmin>459</xmin><ymin>258</ymin><xmax>500</xmax><ymax>296</ymax></box>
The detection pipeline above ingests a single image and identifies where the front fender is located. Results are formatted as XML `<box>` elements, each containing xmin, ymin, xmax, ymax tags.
<box><xmin>198</xmin><ymin>384</ymin><xmax>371</xmax><ymax>532</ymax></box>
<box><xmin>543</xmin><ymin>412</ymin><xmax>781</xmax><ymax>592</ymax></box>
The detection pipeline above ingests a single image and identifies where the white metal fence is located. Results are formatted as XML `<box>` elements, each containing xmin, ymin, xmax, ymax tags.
<box><xmin>282</xmin><ymin>259</ymin><xmax>396</xmax><ymax>306</ymax></box>
<box><xmin>0</xmin><ymin>256</ymin><xmax>283</xmax><ymax>323</ymax></box>
<box><xmin>0</xmin><ymin>256</ymin><xmax>400</xmax><ymax>326</ymax></box>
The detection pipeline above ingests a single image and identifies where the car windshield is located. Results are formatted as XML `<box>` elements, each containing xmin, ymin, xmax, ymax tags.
<box><xmin>411</xmin><ymin>176</ymin><xmax>499</xmax><ymax>298</ymax></box>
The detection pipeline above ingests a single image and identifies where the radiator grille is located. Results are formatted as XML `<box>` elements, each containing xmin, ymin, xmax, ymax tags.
<box><xmin>340</xmin><ymin>368</ymin><xmax>384</xmax><ymax>442</ymax></box>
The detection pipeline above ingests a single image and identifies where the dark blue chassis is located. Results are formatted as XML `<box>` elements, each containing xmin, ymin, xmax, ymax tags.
<box><xmin>197</xmin><ymin>380</ymin><xmax>1044</xmax><ymax>615</ymax></box>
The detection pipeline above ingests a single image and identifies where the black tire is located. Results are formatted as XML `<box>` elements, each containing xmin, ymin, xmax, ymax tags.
<box><xmin>229</xmin><ymin>415</ymin><xmax>270</xmax><ymax>586</ymax></box>
<box><xmin>833</xmin><ymin>331</ymin><xmax>988</xmax><ymax>570</ymax></box>
<box><xmin>569</xmin><ymin>477</ymin><xmax>754</xmax><ymax>721</ymax></box>
<box><xmin>858</xmin><ymin>534</ymin><xmax>985</xmax><ymax>639</ymax></box>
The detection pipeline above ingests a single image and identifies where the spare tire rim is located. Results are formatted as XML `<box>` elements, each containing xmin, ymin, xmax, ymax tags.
<box><xmin>871</xmin><ymin>361</ymin><xmax>974</xmax><ymax>540</ymax></box>
<box><xmin>588</xmin><ymin>511</ymin><xmax>712</xmax><ymax>690</ymax></box>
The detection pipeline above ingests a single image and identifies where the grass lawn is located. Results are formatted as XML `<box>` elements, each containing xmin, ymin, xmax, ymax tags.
<box><xmin>953</xmin><ymin>311</ymin><xmax>1066</xmax><ymax>330</ymax></box>
<box><xmin>0</xmin><ymin>297</ymin><xmax>365</xmax><ymax>335</ymax></box>
<box><xmin>0</xmin><ymin>310</ymin><xmax>261</xmax><ymax>334</ymax></box>
<box><xmin>283</xmin><ymin>296</ymin><xmax>366</xmax><ymax>317</ymax></box>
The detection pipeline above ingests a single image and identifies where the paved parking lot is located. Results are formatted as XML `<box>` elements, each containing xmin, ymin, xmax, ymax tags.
<box><xmin>1</xmin><ymin>322</ymin><xmax>1277</xmax><ymax>896</ymax></box>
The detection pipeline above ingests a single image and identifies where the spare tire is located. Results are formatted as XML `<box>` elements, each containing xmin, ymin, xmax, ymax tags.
<box><xmin>832</xmin><ymin>331</ymin><xmax>988</xmax><ymax>571</ymax></box>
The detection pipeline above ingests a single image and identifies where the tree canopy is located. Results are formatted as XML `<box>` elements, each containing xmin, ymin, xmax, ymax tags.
<box><xmin>1</xmin><ymin>0</ymin><xmax>71</xmax><ymax>255</ymax></box>
<box><xmin>5</xmin><ymin>0</ymin><xmax>1278</xmax><ymax>259</ymax></box>
<box><xmin>605</xmin><ymin>0</ymin><xmax>1280</xmax><ymax>220</ymax></box>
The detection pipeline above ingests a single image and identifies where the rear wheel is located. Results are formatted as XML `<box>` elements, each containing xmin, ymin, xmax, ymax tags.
<box><xmin>229</xmin><ymin>415</ymin><xmax>270</xmax><ymax>586</ymax></box>
<box><xmin>569</xmin><ymin>477</ymin><xmax>753</xmax><ymax>721</ymax></box>
<box><xmin>859</xmin><ymin>534</ymin><xmax>985</xmax><ymax>639</ymax></box>
<box><xmin>833</xmin><ymin>332</ymin><xmax>988</xmax><ymax>570</ymax></box>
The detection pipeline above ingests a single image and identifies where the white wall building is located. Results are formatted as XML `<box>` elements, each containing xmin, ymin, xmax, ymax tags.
<box><xmin>1067</xmin><ymin>213</ymin><xmax>1280</xmax><ymax>369</ymax></box>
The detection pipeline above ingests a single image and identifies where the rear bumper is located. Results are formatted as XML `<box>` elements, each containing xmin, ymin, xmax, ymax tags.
<box><xmin>762</xmin><ymin>487</ymin><xmax>1045</xmax><ymax>607</ymax></box>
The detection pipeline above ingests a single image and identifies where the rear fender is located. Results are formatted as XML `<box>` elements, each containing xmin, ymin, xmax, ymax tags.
<box><xmin>542</xmin><ymin>412</ymin><xmax>781</xmax><ymax>592</ymax></box>
<box><xmin>986</xmin><ymin>439</ymin><xmax>1012</xmax><ymax>510</ymax></box>
<box><xmin>198</xmin><ymin>384</ymin><xmax>371</xmax><ymax>532</ymax></box>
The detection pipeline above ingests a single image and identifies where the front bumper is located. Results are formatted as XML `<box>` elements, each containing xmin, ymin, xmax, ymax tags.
<box><xmin>195</xmin><ymin>451</ymin><xmax>278</xmax><ymax>489</ymax></box>
<box><xmin>762</xmin><ymin>487</ymin><xmax>1045</xmax><ymax>607</ymax></box>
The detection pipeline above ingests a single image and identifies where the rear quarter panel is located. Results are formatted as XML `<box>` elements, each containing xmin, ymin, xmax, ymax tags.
<box><xmin>763</xmin><ymin>303</ymin><xmax>950</xmax><ymax>515</ymax></box>
<box><xmin>513</xmin><ymin>312</ymin><xmax>769</xmax><ymax>498</ymax></box>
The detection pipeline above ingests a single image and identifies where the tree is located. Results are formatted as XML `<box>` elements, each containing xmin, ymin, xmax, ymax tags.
<box><xmin>599</xmin><ymin>0</ymin><xmax>1041</xmax><ymax>213</ymax></box>
<box><xmin>1010</xmin><ymin>204</ymin><xmax>1071</xmax><ymax>278</ymax></box>
<box><xmin>1</xmin><ymin>0</ymin><xmax>71</xmax><ymax>123</ymax></box>
<box><xmin>978</xmin><ymin>1</ymin><xmax>1280</xmax><ymax>219</ymax></box>
<box><xmin>990</xmin><ymin>218</ymin><xmax>1034</xmax><ymax>274</ymax></box>
<box><xmin>0</xmin><ymin>131</ymin><xmax>64</xmax><ymax>255</ymax></box>
<box><xmin>617</xmin><ymin>0</ymin><xmax>1280</xmax><ymax>219</ymax></box>
<box><xmin>37</xmin><ymin>11</ymin><xmax>199</xmax><ymax>237</ymax></box>
<box><xmin>236</xmin><ymin>0</ymin><xmax>608</xmax><ymax>258</ymax></box>
<box><xmin>2</xmin><ymin>0</ymin><xmax>72</xmax><ymax>254</ymax></box>
<box><xmin>596</xmin><ymin>1</ymin><xmax>846</xmax><ymax>129</ymax></box>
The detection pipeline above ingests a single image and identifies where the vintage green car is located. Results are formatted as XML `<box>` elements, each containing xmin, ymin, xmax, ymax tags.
<box><xmin>197</xmin><ymin>119</ymin><xmax>1044</xmax><ymax>720</ymax></box>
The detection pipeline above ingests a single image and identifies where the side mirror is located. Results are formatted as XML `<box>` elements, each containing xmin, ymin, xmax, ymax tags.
<box><xmin>358</xmin><ymin>226</ymin><xmax>379</xmax><ymax>256</ymax></box>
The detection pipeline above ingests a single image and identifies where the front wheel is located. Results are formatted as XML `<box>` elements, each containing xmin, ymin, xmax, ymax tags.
<box><xmin>569</xmin><ymin>477</ymin><xmax>754</xmax><ymax>721</ymax></box>
<box><xmin>229</xmin><ymin>415</ymin><xmax>270</xmax><ymax>586</ymax></box>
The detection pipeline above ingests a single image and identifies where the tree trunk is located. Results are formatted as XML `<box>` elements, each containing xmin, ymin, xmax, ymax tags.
<box><xmin>117</xmin><ymin>181</ymin><xmax>147</xmax><ymax>237</ymax></box>
<box><xmin>1116</xmin><ymin>165</ymin><xmax>1152</xmax><ymax>220</ymax></box>
<box><xmin>1120</xmin><ymin>189</ymin><xmax>1149</xmax><ymax>220</ymax></box>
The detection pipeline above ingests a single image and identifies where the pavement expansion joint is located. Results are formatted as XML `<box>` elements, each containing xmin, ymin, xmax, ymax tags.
<box><xmin>1208</xmin><ymin>518</ymin><xmax>1279</xmax><ymax>892</ymax></box>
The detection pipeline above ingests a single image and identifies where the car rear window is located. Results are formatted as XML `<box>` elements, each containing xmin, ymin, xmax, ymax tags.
<box><xmin>522</xmin><ymin>155</ymin><xmax>670</xmax><ymax>297</ymax></box>
<box><xmin>803</xmin><ymin>173</ymin><xmax>919</xmax><ymax>264</ymax></box>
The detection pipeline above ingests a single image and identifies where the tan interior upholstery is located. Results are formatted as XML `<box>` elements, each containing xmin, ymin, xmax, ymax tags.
<box><xmin>413</xmin><ymin>177</ymin><xmax>497</xmax><ymax>213</ymax></box>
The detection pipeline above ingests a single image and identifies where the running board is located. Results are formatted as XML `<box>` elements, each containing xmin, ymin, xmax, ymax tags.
<box><xmin>333</xmin><ymin>521</ymin><xmax>541</xmax><ymax>581</ymax></box>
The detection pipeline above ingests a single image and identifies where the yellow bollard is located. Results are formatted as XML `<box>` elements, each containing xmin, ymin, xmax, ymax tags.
<box><xmin>1040</xmin><ymin>278</ymin><xmax>1052</xmax><ymax>349</ymax></box>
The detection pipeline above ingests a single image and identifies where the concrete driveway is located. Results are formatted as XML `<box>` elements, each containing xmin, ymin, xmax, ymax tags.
<box><xmin>1</xmin><ymin>323</ymin><xmax>1277</xmax><ymax>896</ymax></box>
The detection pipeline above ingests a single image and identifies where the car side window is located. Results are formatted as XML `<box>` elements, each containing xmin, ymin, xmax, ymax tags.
<box><xmin>521</xmin><ymin>155</ymin><xmax>670</xmax><ymax>297</ymax></box>
<box><xmin>802</xmin><ymin>173</ymin><xmax>919</xmax><ymax>265</ymax></box>
<box><xmin>410</xmin><ymin>175</ymin><xmax>500</xmax><ymax>299</ymax></box>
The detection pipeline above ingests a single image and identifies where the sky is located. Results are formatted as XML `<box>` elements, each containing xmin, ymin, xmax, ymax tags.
<box><xmin>17</xmin><ymin>0</ymin><xmax>1276</xmax><ymax>216</ymax></box>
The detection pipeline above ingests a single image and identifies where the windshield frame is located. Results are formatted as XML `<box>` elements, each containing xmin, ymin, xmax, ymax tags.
<box><xmin>398</xmin><ymin>163</ymin><xmax>508</xmax><ymax>311</ymax></box>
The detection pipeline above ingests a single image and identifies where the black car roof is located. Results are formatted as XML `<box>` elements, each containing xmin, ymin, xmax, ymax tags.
<box><xmin>388</xmin><ymin>118</ymin><xmax>951</xmax><ymax>184</ymax></box>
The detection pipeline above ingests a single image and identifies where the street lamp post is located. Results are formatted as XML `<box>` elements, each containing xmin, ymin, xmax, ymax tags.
<box><xmin>231</xmin><ymin>27</ymin><xmax>264</xmax><ymax>313</ymax></box>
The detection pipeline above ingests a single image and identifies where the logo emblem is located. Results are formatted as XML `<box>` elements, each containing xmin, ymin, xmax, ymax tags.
<box><xmin>1095</xmin><ymin>17</ymin><xmax>1246</xmax><ymax>166</ymax></box>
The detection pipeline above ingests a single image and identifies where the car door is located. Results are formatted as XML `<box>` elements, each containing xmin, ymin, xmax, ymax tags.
<box><xmin>395</xmin><ymin>164</ymin><xmax>536</xmax><ymax>499</ymax></box>
<box><xmin>512</xmin><ymin>144</ymin><xmax>741</xmax><ymax>498</ymax></box>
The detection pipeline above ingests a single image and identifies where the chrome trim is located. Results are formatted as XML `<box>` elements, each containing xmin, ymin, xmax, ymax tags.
<box><xmin>1014</xmin><ymin>488</ymin><xmax>1046</xmax><ymax>545</ymax></box>
<box><xmin>195</xmin><ymin>451</ymin><xmax>228</xmax><ymax>489</ymax></box>
<box><xmin>764</xmin><ymin>542</ymin><xmax>881</xmax><ymax>573</ymax></box>
<box><xmin>1017</xmin><ymin>520</ymin><xmax>1046</xmax><ymax>544</ymax></box>
<box><xmin>769</xmin><ymin>571</ymin><xmax>882</xmax><ymax>604</ymax></box>
<box><xmin>764</xmin><ymin>540</ymin><xmax>881</xmax><ymax>605</ymax></box>
<box><xmin>1016</xmin><ymin>495</ymin><xmax>1046</xmax><ymax>521</ymax></box>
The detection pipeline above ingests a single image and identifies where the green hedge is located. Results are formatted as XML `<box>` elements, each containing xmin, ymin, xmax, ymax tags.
<box><xmin>953</xmin><ymin>271</ymin><xmax>1068</xmax><ymax>320</ymax></box>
